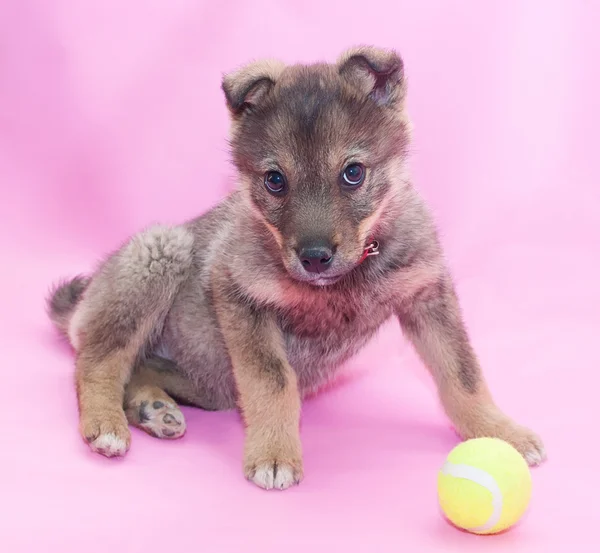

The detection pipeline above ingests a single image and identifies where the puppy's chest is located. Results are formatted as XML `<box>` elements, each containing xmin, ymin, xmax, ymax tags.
<box><xmin>281</xmin><ymin>294</ymin><xmax>372</xmax><ymax>334</ymax></box>
<box><xmin>279</xmin><ymin>288</ymin><xmax>394</xmax><ymax>372</ymax></box>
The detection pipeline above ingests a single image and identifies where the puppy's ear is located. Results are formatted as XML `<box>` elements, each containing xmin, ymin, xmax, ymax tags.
<box><xmin>221</xmin><ymin>59</ymin><xmax>285</xmax><ymax>116</ymax></box>
<box><xmin>337</xmin><ymin>46</ymin><xmax>405</xmax><ymax>107</ymax></box>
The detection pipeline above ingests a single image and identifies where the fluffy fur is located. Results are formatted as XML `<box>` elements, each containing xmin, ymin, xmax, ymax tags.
<box><xmin>47</xmin><ymin>46</ymin><xmax>545</xmax><ymax>489</ymax></box>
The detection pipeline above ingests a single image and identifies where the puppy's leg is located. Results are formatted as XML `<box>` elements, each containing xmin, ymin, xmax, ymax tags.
<box><xmin>72</xmin><ymin>226</ymin><xmax>194</xmax><ymax>457</ymax></box>
<box><xmin>214</xmin><ymin>285</ymin><xmax>302</xmax><ymax>490</ymax></box>
<box><xmin>76</xmin><ymin>349</ymin><xmax>134</xmax><ymax>457</ymax></box>
<box><xmin>396</xmin><ymin>276</ymin><xmax>546</xmax><ymax>466</ymax></box>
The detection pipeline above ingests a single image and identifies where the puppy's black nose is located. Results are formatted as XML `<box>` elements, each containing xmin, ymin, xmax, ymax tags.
<box><xmin>298</xmin><ymin>244</ymin><xmax>334</xmax><ymax>274</ymax></box>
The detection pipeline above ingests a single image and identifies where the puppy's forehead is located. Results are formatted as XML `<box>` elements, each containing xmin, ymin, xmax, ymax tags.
<box><xmin>257</xmin><ymin>66</ymin><xmax>368</xmax><ymax>165</ymax></box>
<box><xmin>272</xmin><ymin>66</ymin><xmax>347</xmax><ymax>127</ymax></box>
<box><xmin>276</xmin><ymin>64</ymin><xmax>341</xmax><ymax>95</ymax></box>
<box><xmin>234</xmin><ymin>63</ymin><xmax>400</xmax><ymax>173</ymax></box>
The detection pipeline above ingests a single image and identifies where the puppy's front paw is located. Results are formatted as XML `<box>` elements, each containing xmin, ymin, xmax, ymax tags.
<box><xmin>495</xmin><ymin>422</ymin><xmax>546</xmax><ymax>466</ymax></box>
<box><xmin>246</xmin><ymin>462</ymin><xmax>302</xmax><ymax>490</ymax></box>
<box><xmin>244</xmin><ymin>433</ymin><xmax>303</xmax><ymax>490</ymax></box>
<box><xmin>80</xmin><ymin>410</ymin><xmax>131</xmax><ymax>458</ymax></box>
<box><xmin>458</xmin><ymin>409</ymin><xmax>546</xmax><ymax>466</ymax></box>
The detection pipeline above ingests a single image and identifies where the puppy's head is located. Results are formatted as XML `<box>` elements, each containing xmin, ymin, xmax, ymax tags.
<box><xmin>222</xmin><ymin>46</ymin><xmax>411</xmax><ymax>286</ymax></box>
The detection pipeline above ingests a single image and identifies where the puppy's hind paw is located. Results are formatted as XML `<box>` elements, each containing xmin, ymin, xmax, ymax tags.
<box><xmin>135</xmin><ymin>400</ymin><xmax>186</xmax><ymax>439</ymax></box>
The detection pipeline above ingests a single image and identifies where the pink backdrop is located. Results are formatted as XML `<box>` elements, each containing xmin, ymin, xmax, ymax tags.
<box><xmin>1</xmin><ymin>1</ymin><xmax>599</xmax><ymax>551</ymax></box>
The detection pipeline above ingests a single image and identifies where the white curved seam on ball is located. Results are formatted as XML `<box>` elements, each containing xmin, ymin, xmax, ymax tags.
<box><xmin>441</xmin><ymin>461</ymin><xmax>503</xmax><ymax>532</ymax></box>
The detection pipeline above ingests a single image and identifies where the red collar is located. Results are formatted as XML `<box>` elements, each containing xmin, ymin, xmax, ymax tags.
<box><xmin>359</xmin><ymin>239</ymin><xmax>380</xmax><ymax>264</ymax></box>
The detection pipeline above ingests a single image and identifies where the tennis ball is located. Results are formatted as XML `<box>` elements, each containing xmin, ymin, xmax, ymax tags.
<box><xmin>437</xmin><ymin>438</ymin><xmax>532</xmax><ymax>534</ymax></box>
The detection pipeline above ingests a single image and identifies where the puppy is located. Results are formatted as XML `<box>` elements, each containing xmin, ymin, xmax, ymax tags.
<box><xmin>47</xmin><ymin>46</ymin><xmax>545</xmax><ymax>490</ymax></box>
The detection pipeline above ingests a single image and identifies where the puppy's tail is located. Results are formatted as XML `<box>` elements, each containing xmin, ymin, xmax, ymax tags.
<box><xmin>46</xmin><ymin>275</ymin><xmax>91</xmax><ymax>338</ymax></box>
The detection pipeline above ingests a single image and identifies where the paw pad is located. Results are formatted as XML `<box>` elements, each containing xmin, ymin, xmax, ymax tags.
<box><xmin>137</xmin><ymin>401</ymin><xmax>186</xmax><ymax>439</ymax></box>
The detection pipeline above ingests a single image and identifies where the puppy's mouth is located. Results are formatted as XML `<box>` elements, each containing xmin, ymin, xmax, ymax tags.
<box><xmin>282</xmin><ymin>261</ymin><xmax>352</xmax><ymax>287</ymax></box>
<box><xmin>308</xmin><ymin>274</ymin><xmax>344</xmax><ymax>287</ymax></box>
<box><xmin>286</xmin><ymin>269</ymin><xmax>347</xmax><ymax>287</ymax></box>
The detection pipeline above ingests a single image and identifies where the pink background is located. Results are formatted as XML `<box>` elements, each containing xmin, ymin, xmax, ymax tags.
<box><xmin>1</xmin><ymin>1</ymin><xmax>599</xmax><ymax>551</ymax></box>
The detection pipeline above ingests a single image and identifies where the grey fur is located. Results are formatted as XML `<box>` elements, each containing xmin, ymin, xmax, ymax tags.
<box><xmin>46</xmin><ymin>275</ymin><xmax>90</xmax><ymax>336</ymax></box>
<box><xmin>47</xmin><ymin>46</ymin><xmax>545</xmax><ymax>470</ymax></box>
<box><xmin>46</xmin><ymin>52</ymin><xmax>459</xmax><ymax>409</ymax></box>
<box><xmin>69</xmin><ymin>225</ymin><xmax>195</xmax><ymax>361</ymax></box>
<box><xmin>48</xmin><ymin>191</ymin><xmax>449</xmax><ymax>408</ymax></box>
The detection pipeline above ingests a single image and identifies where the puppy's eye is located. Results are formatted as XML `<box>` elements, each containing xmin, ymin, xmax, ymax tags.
<box><xmin>264</xmin><ymin>171</ymin><xmax>287</xmax><ymax>196</ymax></box>
<box><xmin>341</xmin><ymin>163</ymin><xmax>365</xmax><ymax>187</ymax></box>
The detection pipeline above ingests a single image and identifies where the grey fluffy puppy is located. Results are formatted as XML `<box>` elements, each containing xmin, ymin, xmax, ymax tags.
<box><xmin>48</xmin><ymin>46</ymin><xmax>545</xmax><ymax>490</ymax></box>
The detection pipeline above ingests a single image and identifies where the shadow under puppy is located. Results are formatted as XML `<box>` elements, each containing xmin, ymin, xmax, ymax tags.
<box><xmin>47</xmin><ymin>46</ymin><xmax>545</xmax><ymax>490</ymax></box>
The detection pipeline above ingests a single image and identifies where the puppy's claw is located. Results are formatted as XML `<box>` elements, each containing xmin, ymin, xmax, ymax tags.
<box><xmin>81</xmin><ymin>414</ymin><xmax>131</xmax><ymax>458</ymax></box>
<box><xmin>246</xmin><ymin>462</ymin><xmax>302</xmax><ymax>490</ymax></box>
<box><xmin>90</xmin><ymin>432</ymin><xmax>129</xmax><ymax>457</ymax></box>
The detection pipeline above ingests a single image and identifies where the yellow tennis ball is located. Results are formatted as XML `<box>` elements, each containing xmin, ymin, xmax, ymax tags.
<box><xmin>437</xmin><ymin>438</ymin><xmax>532</xmax><ymax>534</ymax></box>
